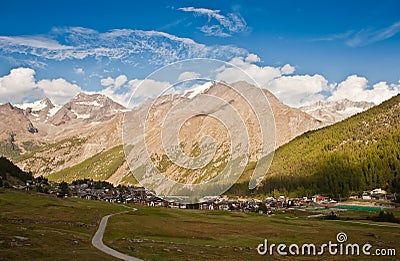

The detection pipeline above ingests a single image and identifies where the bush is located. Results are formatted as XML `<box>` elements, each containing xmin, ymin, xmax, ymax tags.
<box><xmin>59</xmin><ymin>181</ymin><xmax>70</xmax><ymax>196</ymax></box>
<box><xmin>368</xmin><ymin>211</ymin><xmax>399</xmax><ymax>223</ymax></box>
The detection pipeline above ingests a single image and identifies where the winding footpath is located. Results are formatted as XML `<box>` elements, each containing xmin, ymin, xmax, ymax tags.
<box><xmin>92</xmin><ymin>208</ymin><xmax>142</xmax><ymax>261</ymax></box>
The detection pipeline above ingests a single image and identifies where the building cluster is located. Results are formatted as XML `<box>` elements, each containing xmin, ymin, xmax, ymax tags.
<box><xmin>12</xmin><ymin>179</ymin><xmax>397</xmax><ymax>214</ymax></box>
<box><xmin>357</xmin><ymin>188</ymin><xmax>396</xmax><ymax>201</ymax></box>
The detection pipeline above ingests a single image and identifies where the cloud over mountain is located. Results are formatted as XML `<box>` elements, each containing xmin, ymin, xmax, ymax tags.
<box><xmin>329</xmin><ymin>75</ymin><xmax>400</xmax><ymax>104</ymax></box>
<box><xmin>0</xmin><ymin>67</ymin><xmax>81</xmax><ymax>105</ymax></box>
<box><xmin>214</xmin><ymin>55</ymin><xmax>399</xmax><ymax>107</ymax></box>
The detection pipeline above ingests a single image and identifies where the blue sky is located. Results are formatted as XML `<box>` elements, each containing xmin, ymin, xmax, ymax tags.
<box><xmin>0</xmin><ymin>0</ymin><xmax>399</xmax><ymax>106</ymax></box>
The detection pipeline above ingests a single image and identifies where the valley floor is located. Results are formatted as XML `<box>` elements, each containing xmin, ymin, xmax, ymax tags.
<box><xmin>0</xmin><ymin>189</ymin><xmax>399</xmax><ymax>260</ymax></box>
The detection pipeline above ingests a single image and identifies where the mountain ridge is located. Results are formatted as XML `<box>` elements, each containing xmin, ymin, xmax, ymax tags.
<box><xmin>300</xmin><ymin>99</ymin><xmax>375</xmax><ymax>125</ymax></box>
<box><xmin>49</xmin><ymin>92</ymin><xmax>126</xmax><ymax>126</ymax></box>
<box><xmin>0</xmin><ymin>82</ymin><xmax>387</xmax><ymax>188</ymax></box>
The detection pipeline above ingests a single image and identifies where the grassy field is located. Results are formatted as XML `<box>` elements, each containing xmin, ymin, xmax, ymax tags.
<box><xmin>0</xmin><ymin>189</ymin><xmax>125</xmax><ymax>260</ymax></box>
<box><xmin>1</xmin><ymin>189</ymin><xmax>399</xmax><ymax>260</ymax></box>
<box><xmin>104</xmin><ymin>206</ymin><xmax>400</xmax><ymax>260</ymax></box>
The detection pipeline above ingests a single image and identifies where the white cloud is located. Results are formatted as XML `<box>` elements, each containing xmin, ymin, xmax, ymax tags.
<box><xmin>347</xmin><ymin>21</ymin><xmax>400</xmax><ymax>47</ymax></box>
<box><xmin>73</xmin><ymin>67</ymin><xmax>85</xmax><ymax>75</ymax></box>
<box><xmin>100</xmin><ymin>77</ymin><xmax>114</xmax><ymax>87</ymax></box>
<box><xmin>179</xmin><ymin>7</ymin><xmax>247</xmax><ymax>37</ymax></box>
<box><xmin>0</xmin><ymin>36</ymin><xmax>71</xmax><ymax>50</ymax></box>
<box><xmin>128</xmin><ymin>79</ymin><xmax>172</xmax><ymax>99</ymax></box>
<box><xmin>213</xmin><ymin>55</ymin><xmax>399</xmax><ymax>107</ymax></box>
<box><xmin>99</xmin><ymin>88</ymin><xmax>131</xmax><ymax>108</ymax></box>
<box><xmin>0</xmin><ymin>27</ymin><xmax>248</xmax><ymax>65</ymax></box>
<box><xmin>312</xmin><ymin>30</ymin><xmax>354</xmax><ymax>42</ymax></box>
<box><xmin>281</xmin><ymin>64</ymin><xmax>295</xmax><ymax>75</ymax></box>
<box><xmin>99</xmin><ymin>78</ymin><xmax>172</xmax><ymax>107</ymax></box>
<box><xmin>216</xmin><ymin>55</ymin><xmax>294</xmax><ymax>88</ymax></box>
<box><xmin>214</xmin><ymin>55</ymin><xmax>330</xmax><ymax>107</ymax></box>
<box><xmin>329</xmin><ymin>75</ymin><xmax>368</xmax><ymax>101</ymax></box>
<box><xmin>0</xmin><ymin>67</ymin><xmax>82</xmax><ymax>105</ymax></box>
<box><xmin>178</xmin><ymin>71</ymin><xmax>201</xmax><ymax>81</ymax></box>
<box><xmin>0</xmin><ymin>68</ymin><xmax>41</xmax><ymax>103</ymax></box>
<box><xmin>267</xmin><ymin>74</ymin><xmax>331</xmax><ymax>107</ymax></box>
<box><xmin>99</xmin><ymin>75</ymin><xmax>130</xmax><ymax>106</ymax></box>
<box><xmin>245</xmin><ymin>54</ymin><xmax>260</xmax><ymax>63</ymax></box>
<box><xmin>100</xmin><ymin>75</ymin><xmax>127</xmax><ymax>90</ymax></box>
<box><xmin>114</xmin><ymin>75</ymin><xmax>127</xmax><ymax>89</ymax></box>
<box><xmin>37</xmin><ymin>78</ymin><xmax>82</xmax><ymax>105</ymax></box>
<box><xmin>329</xmin><ymin>75</ymin><xmax>399</xmax><ymax>104</ymax></box>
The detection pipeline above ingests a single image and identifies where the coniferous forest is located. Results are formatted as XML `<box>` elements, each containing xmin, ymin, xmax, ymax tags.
<box><xmin>259</xmin><ymin>94</ymin><xmax>400</xmax><ymax>199</ymax></box>
<box><xmin>229</xmin><ymin>94</ymin><xmax>400</xmax><ymax>199</ymax></box>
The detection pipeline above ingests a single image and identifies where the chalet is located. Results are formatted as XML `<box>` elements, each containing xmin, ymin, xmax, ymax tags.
<box><xmin>146</xmin><ymin>196</ymin><xmax>167</xmax><ymax>207</ymax></box>
<box><xmin>312</xmin><ymin>194</ymin><xmax>326</xmax><ymax>203</ymax></box>
<box><xmin>217</xmin><ymin>201</ymin><xmax>230</xmax><ymax>211</ymax></box>
<box><xmin>371</xmin><ymin>188</ymin><xmax>387</xmax><ymax>200</ymax></box>
<box><xmin>199</xmin><ymin>200</ymin><xmax>215</xmax><ymax>210</ymax></box>
<box><xmin>103</xmin><ymin>195</ymin><xmax>119</xmax><ymax>203</ymax></box>
<box><xmin>362</xmin><ymin>191</ymin><xmax>371</xmax><ymax>200</ymax></box>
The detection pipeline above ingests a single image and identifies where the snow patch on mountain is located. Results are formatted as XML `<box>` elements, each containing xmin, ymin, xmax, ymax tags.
<box><xmin>48</xmin><ymin>105</ymin><xmax>61</xmax><ymax>117</ymax></box>
<box><xmin>16</xmin><ymin>100</ymin><xmax>48</xmax><ymax>111</ymax></box>
<box><xmin>75</xmin><ymin>100</ymin><xmax>102</xmax><ymax>107</ymax></box>
<box><xmin>184</xmin><ymin>81</ymin><xmax>214</xmax><ymax>99</ymax></box>
<box><xmin>16</xmin><ymin>98</ymin><xmax>59</xmax><ymax>122</ymax></box>
<box><xmin>300</xmin><ymin>99</ymin><xmax>374</xmax><ymax>124</ymax></box>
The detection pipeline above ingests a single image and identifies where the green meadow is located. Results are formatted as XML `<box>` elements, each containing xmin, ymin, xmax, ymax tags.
<box><xmin>1</xmin><ymin>189</ymin><xmax>399</xmax><ymax>260</ymax></box>
<box><xmin>104</xmin><ymin>206</ymin><xmax>400</xmax><ymax>260</ymax></box>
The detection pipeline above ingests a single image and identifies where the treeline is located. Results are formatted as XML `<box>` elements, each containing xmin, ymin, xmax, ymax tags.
<box><xmin>229</xmin><ymin>94</ymin><xmax>400</xmax><ymax>199</ymax></box>
<box><xmin>0</xmin><ymin>156</ymin><xmax>49</xmax><ymax>192</ymax></box>
<box><xmin>71</xmin><ymin>178</ymin><xmax>114</xmax><ymax>189</ymax></box>
<box><xmin>0</xmin><ymin>156</ymin><xmax>33</xmax><ymax>187</ymax></box>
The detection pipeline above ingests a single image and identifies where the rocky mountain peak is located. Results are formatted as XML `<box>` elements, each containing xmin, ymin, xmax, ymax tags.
<box><xmin>0</xmin><ymin>102</ymin><xmax>38</xmax><ymax>140</ymax></box>
<box><xmin>49</xmin><ymin>92</ymin><xmax>125</xmax><ymax>126</ymax></box>
<box><xmin>3</xmin><ymin>102</ymin><xmax>12</xmax><ymax>108</ymax></box>
<box><xmin>41</xmin><ymin>98</ymin><xmax>54</xmax><ymax>107</ymax></box>
<box><xmin>16</xmin><ymin>98</ymin><xmax>57</xmax><ymax>123</ymax></box>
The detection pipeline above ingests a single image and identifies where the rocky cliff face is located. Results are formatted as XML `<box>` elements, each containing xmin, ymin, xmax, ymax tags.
<box><xmin>2</xmin><ymin>93</ymin><xmax>126</xmax><ymax>178</ymax></box>
<box><xmin>49</xmin><ymin>92</ymin><xmax>125</xmax><ymax>126</ymax></box>
<box><xmin>0</xmin><ymin>102</ymin><xmax>40</xmax><ymax>155</ymax></box>
<box><xmin>0</xmin><ymin>102</ymin><xmax>38</xmax><ymax>139</ymax></box>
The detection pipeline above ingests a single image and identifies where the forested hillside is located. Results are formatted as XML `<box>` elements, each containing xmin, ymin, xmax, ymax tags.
<box><xmin>0</xmin><ymin>156</ymin><xmax>33</xmax><ymax>186</ymax></box>
<box><xmin>48</xmin><ymin>94</ymin><xmax>400</xmax><ymax>199</ymax></box>
<box><xmin>254</xmin><ymin>94</ymin><xmax>400</xmax><ymax>199</ymax></box>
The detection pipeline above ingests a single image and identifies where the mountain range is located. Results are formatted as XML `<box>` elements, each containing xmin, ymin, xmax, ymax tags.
<box><xmin>299</xmin><ymin>99</ymin><xmax>375</xmax><ymax>125</ymax></box>
<box><xmin>0</xmin><ymin>82</ymin><xmax>379</xmax><ymax>188</ymax></box>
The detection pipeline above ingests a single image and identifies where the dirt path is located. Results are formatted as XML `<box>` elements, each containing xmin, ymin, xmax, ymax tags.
<box><xmin>92</xmin><ymin>208</ymin><xmax>142</xmax><ymax>261</ymax></box>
